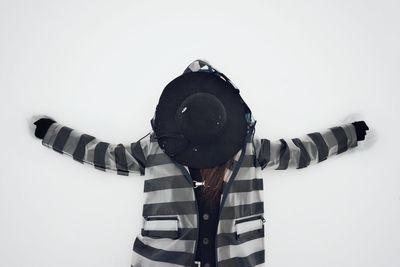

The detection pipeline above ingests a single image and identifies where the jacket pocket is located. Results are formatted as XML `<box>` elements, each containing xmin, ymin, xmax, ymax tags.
<box><xmin>141</xmin><ymin>215</ymin><xmax>180</xmax><ymax>239</ymax></box>
<box><xmin>234</xmin><ymin>214</ymin><xmax>266</xmax><ymax>240</ymax></box>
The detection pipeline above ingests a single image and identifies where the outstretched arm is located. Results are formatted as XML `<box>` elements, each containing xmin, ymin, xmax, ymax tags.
<box><xmin>33</xmin><ymin>117</ymin><xmax>150</xmax><ymax>176</ymax></box>
<box><xmin>254</xmin><ymin>121</ymin><xmax>369</xmax><ymax>170</ymax></box>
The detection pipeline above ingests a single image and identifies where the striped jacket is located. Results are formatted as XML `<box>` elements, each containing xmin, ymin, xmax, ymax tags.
<box><xmin>40</xmin><ymin>59</ymin><xmax>360</xmax><ymax>267</ymax></box>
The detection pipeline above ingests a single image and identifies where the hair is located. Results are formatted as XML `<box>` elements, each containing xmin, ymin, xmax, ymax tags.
<box><xmin>199</xmin><ymin>157</ymin><xmax>235</xmax><ymax>209</ymax></box>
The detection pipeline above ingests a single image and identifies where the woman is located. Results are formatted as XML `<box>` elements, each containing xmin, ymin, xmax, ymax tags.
<box><xmin>32</xmin><ymin>59</ymin><xmax>369</xmax><ymax>267</ymax></box>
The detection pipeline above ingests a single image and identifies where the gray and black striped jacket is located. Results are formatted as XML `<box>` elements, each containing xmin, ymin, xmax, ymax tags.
<box><xmin>40</xmin><ymin>59</ymin><xmax>360</xmax><ymax>267</ymax></box>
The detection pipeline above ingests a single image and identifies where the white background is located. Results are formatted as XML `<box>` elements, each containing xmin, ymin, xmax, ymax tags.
<box><xmin>1</xmin><ymin>0</ymin><xmax>399</xmax><ymax>266</ymax></box>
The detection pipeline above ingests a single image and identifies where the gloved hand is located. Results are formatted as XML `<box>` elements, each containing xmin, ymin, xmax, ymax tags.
<box><xmin>33</xmin><ymin>117</ymin><xmax>56</xmax><ymax>139</ymax></box>
<box><xmin>351</xmin><ymin>121</ymin><xmax>369</xmax><ymax>141</ymax></box>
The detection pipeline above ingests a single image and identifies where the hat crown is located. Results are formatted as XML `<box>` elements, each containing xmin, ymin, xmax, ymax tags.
<box><xmin>175</xmin><ymin>92</ymin><xmax>227</xmax><ymax>144</ymax></box>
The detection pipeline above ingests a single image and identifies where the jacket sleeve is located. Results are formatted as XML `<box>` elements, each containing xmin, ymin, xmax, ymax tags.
<box><xmin>41</xmin><ymin>121</ymin><xmax>150</xmax><ymax>176</ymax></box>
<box><xmin>253</xmin><ymin>122</ymin><xmax>359</xmax><ymax>170</ymax></box>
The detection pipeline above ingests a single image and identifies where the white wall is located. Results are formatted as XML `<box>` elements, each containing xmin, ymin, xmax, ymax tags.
<box><xmin>1</xmin><ymin>1</ymin><xmax>399</xmax><ymax>266</ymax></box>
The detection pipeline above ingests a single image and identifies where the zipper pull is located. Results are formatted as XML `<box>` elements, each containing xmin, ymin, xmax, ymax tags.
<box><xmin>261</xmin><ymin>216</ymin><xmax>266</xmax><ymax>224</ymax></box>
<box><xmin>193</xmin><ymin>181</ymin><xmax>211</xmax><ymax>188</ymax></box>
<box><xmin>193</xmin><ymin>181</ymin><xmax>205</xmax><ymax>188</ymax></box>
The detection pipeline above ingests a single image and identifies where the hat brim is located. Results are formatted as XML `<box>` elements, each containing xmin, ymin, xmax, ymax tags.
<box><xmin>153</xmin><ymin>71</ymin><xmax>248</xmax><ymax>168</ymax></box>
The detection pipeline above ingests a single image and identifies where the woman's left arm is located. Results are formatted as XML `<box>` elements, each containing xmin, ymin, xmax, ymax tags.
<box><xmin>254</xmin><ymin>121</ymin><xmax>369</xmax><ymax>170</ymax></box>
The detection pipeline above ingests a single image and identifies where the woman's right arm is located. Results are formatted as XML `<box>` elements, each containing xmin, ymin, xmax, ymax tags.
<box><xmin>33</xmin><ymin>117</ymin><xmax>150</xmax><ymax>176</ymax></box>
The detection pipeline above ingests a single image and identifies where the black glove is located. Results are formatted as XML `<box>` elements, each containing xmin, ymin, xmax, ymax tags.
<box><xmin>33</xmin><ymin>118</ymin><xmax>56</xmax><ymax>139</ymax></box>
<box><xmin>351</xmin><ymin>121</ymin><xmax>369</xmax><ymax>141</ymax></box>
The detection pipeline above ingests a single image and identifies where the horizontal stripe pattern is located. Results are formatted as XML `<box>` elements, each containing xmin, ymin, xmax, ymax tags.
<box><xmin>144</xmin><ymin>175</ymin><xmax>192</xmax><ymax>192</ymax></box>
<box><xmin>224</xmin><ymin>190</ymin><xmax>264</xmax><ymax>207</ymax></box>
<box><xmin>131</xmin><ymin>249</ymin><xmax>187</xmax><ymax>267</ymax></box>
<box><xmin>218</xmin><ymin>237</ymin><xmax>265</xmax><ymax>261</ymax></box>
<box><xmin>115</xmin><ymin>144</ymin><xmax>129</xmax><ymax>175</ymax></box>
<box><xmin>138</xmin><ymin>126</ymin><xmax>261</xmax><ymax>266</ymax></box>
<box><xmin>40</xmin><ymin>109</ymin><xmax>358</xmax><ymax>267</ymax></box>
<box><xmin>291</xmin><ymin>137</ymin><xmax>311</xmax><ymax>168</ymax></box>
<box><xmin>276</xmin><ymin>139</ymin><xmax>290</xmax><ymax>170</ymax></box>
<box><xmin>255</xmin><ymin>122</ymin><xmax>359</xmax><ymax>170</ymax></box>
<box><xmin>342</xmin><ymin>123</ymin><xmax>358</xmax><ymax>148</ymax></box>
<box><xmin>139</xmin><ymin>233</ymin><xmax>196</xmax><ymax>250</ymax></box>
<box><xmin>144</xmin><ymin>188</ymin><xmax>195</xmax><ymax>204</ymax></box>
<box><xmin>72</xmin><ymin>134</ymin><xmax>95</xmax><ymax>163</ymax></box>
<box><xmin>141</xmin><ymin>227</ymin><xmax>198</xmax><ymax>241</ymax></box>
<box><xmin>52</xmin><ymin>126</ymin><xmax>73</xmax><ymax>154</ymax></box>
<box><xmin>234</xmin><ymin>166</ymin><xmax>258</xmax><ymax>181</ymax></box>
<box><xmin>132</xmin><ymin>237</ymin><xmax>193</xmax><ymax>266</ymax></box>
<box><xmin>93</xmin><ymin>141</ymin><xmax>109</xmax><ymax>171</ymax></box>
<box><xmin>143</xmin><ymin>214</ymin><xmax>197</xmax><ymax>234</ymax></box>
<box><xmin>308</xmin><ymin>132</ymin><xmax>329</xmax><ymax>162</ymax></box>
<box><xmin>219</xmin><ymin>201</ymin><xmax>264</xmax><ymax>220</ymax></box>
<box><xmin>218</xmin><ymin>249</ymin><xmax>265</xmax><ymax>267</ymax></box>
<box><xmin>145</xmin><ymin>163</ymin><xmax>185</xmax><ymax>180</ymax></box>
<box><xmin>41</xmin><ymin>122</ymin><xmax>149</xmax><ymax>176</ymax></box>
<box><xmin>42</xmin><ymin>122</ymin><xmax>63</xmax><ymax>147</ymax></box>
<box><xmin>217</xmin><ymin>215</ymin><xmax>265</xmax><ymax>237</ymax></box>
<box><xmin>228</xmin><ymin>178</ymin><xmax>263</xmax><ymax>193</ymax></box>
<box><xmin>217</xmin><ymin>228</ymin><xmax>265</xmax><ymax>247</ymax></box>
<box><xmin>330</xmin><ymin>126</ymin><xmax>348</xmax><ymax>154</ymax></box>
<box><xmin>142</xmin><ymin>201</ymin><xmax>198</xmax><ymax>217</ymax></box>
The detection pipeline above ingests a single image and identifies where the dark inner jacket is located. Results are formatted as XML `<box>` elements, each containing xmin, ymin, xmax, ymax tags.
<box><xmin>189</xmin><ymin>167</ymin><xmax>224</xmax><ymax>267</ymax></box>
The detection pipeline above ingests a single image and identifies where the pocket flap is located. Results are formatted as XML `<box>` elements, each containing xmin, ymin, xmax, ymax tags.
<box><xmin>235</xmin><ymin>214</ymin><xmax>265</xmax><ymax>238</ymax></box>
<box><xmin>142</xmin><ymin>215</ymin><xmax>179</xmax><ymax>239</ymax></box>
<box><xmin>144</xmin><ymin>217</ymin><xmax>178</xmax><ymax>231</ymax></box>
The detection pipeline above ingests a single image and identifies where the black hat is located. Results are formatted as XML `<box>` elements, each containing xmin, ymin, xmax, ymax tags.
<box><xmin>151</xmin><ymin>60</ymin><xmax>255</xmax><ymax>169</ymax></box>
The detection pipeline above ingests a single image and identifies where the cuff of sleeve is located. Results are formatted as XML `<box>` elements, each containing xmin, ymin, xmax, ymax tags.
<box><xmin>346</xmin><ymin>123</ymin><xmax>359</xmax><ymax>148</ymax></box>
<box><xmin>42</xmin><ymin>122</ymin><xmax>63</xmax><ymax>148</ymax></box>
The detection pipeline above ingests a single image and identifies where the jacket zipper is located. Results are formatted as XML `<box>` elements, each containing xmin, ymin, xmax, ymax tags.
<box><xmin>174</xmin><ymin>163</ymin><xmax>200</xmax><ymax>267</ymax></box>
